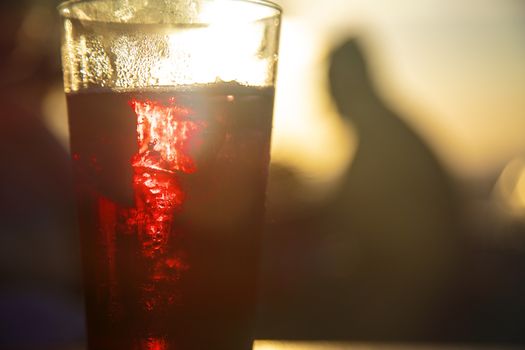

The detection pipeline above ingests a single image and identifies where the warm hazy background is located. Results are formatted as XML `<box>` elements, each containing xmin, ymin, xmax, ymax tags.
<box><xmin>1</xmin><ymin>0</ymin><xmax>524</xmax><ymax>348</ymax></box>
<box><xmin>273</xmin><ymin>0</ymin><xmax>525</xmax><ymax>182</ymax></box>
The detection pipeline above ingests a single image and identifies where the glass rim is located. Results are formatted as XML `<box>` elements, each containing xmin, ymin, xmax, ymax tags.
<box><xmin>57</xmin><ymin>0</ymin><xmax>282</xmax><ymax>22</ymax></box>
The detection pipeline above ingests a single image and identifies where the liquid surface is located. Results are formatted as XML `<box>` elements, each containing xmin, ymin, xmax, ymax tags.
<box><xmin>67</xmin><ymin>83</ymin><xmax>274</xmax><ymax>350</ymax></box>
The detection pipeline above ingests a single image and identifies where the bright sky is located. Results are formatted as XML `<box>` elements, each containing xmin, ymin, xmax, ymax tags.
<box><xmin>270</xmin><ymin>0</ymin><xmax>525</xmax><ymax>180</ymax></box>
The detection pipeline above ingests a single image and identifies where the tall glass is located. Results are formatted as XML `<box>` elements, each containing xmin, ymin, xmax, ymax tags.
<box><xmin>58</xmin><ymin>1</ymin><xmax>281</xmax><ymax>349</ymax></box>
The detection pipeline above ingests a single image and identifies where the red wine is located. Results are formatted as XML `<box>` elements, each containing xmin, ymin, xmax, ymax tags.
<box><xmin>66</xmin><ymin>83</ymin><xmax>274</xmax><ymax>350</ymax></box>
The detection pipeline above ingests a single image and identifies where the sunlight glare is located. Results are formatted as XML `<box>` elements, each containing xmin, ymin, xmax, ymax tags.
<box><xmin>151</xmin><ymin>1</ymin><xmax>269</xmax><ymax>86</ymax></box>
<box><xmin>271</xmin><ymin>18</ymin><xmax>356</xmax><ymax>187</ymax></box>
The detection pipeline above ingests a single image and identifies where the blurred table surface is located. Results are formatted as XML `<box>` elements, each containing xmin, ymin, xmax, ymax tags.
<box><xmin>33</xmin><ymin>341</ymin><xmax>521</xmax><ymax>350</ymax></box>
<box><xmin>253</xmin><ymin>341</ymin><xmax>521</xmax><ymax>350</ymax></box>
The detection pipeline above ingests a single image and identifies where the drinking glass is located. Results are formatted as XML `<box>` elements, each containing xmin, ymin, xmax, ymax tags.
<box><xmin>58</xmin><ymin>0</ymin><xmax>281</xmax><ymax>348</ymax></box>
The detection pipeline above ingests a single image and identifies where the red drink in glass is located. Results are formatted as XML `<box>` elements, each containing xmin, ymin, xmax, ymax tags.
<box><xmin>59</xmin><ymin>0</ymin><xmax>281</xmax><ymax>347</ymax></box>
<box><xmin>66</xmin><ymin>83</ymin><xmax>274</xmax><ymax>349</ymax></box>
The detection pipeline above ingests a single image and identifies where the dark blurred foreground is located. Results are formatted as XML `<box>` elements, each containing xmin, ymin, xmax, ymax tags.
<box><xmin>0</xmin><ymin>1</ymin><xmax>85</xmax><ymax>347</ymax></box>
<box><xmin>1</xmin><ymin>1</ymin><xmax>524</xmax><ymax>348</ymax></box>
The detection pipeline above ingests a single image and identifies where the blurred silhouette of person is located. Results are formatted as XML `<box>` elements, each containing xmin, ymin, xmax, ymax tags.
<box><xmin>0</xmin><ymin>1</ymin><xmax>84</xmax><ymax>347</ymax></box>
<box><xmin>323</xmin><ymin>37</ymin><xmax>466</xmax><ymax>339</ymax></box>
<box><xmin>258</xmin><ymin>38</ymin><xmax>466</xmax><ymax>341</ymax></box>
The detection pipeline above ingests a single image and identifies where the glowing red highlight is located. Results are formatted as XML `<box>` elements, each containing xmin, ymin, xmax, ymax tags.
<box><xmin>128</xmin><ymin>98</ymin><xmax>206</xmax><ymax>260</ymax></box>
<box><xmin>130</xmin><ymin>98</ymin><xmax>203</xmax><ymax>174</ymax></box>
<box><xmin>141</xmin><ymin>337</ymin><xmax>167</xmax><ymax>350</ymax></box>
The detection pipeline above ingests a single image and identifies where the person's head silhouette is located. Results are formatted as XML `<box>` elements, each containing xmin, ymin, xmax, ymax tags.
<box><xmin>328</xmin><ymin>39</ymin><xmax>376</xmax><ymax>118</ymax></box>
